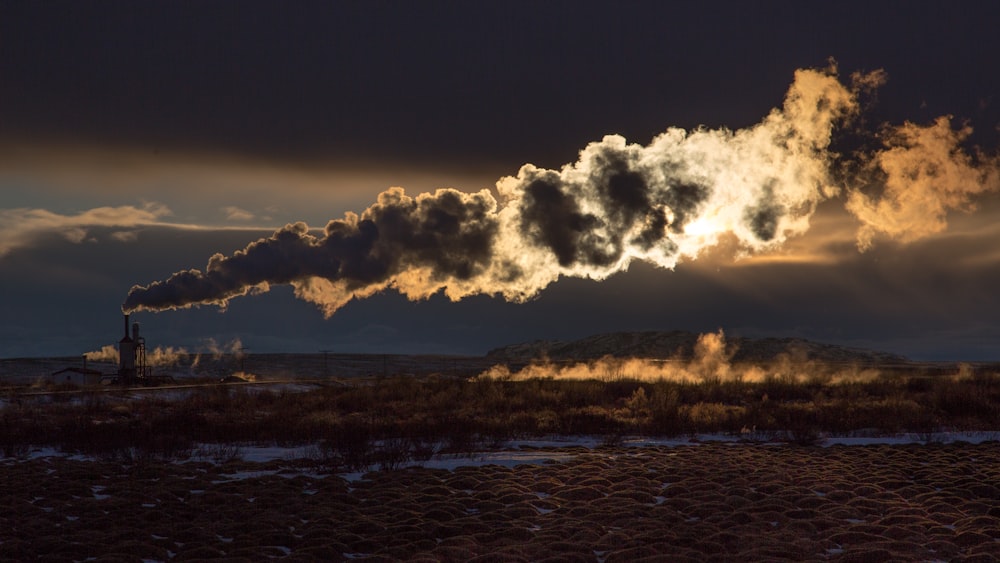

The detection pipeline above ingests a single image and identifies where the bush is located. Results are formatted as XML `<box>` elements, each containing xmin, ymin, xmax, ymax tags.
<box><xmin>680</xmin><ymin>402</ymin><xmax>746</xmax><ymax>433</ymax></box>
<box><xmin>2</xmin><ymin>367</ymin><xmax>1000</xmax><ymax>459</ymax></box>
<box><xmin>648</xmin><ymin>386</ymin><xmax>682</xmax><ymax>435</ymax></box>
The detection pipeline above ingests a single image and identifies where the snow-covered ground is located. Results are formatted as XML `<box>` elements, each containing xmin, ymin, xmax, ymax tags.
<box><xmin>12</xmin><ymin>431</ymin><xmax>999</xmax><ymax>480</ymax></box>
<box><xmin>6</xmin><ymin>432</ymin><xmax>999</xmax><ymax>561</ymax></box>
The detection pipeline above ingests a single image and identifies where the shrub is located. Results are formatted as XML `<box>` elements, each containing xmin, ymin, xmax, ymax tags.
<box><xmin>3</xmin><ymin>366</ymin><xmax>1000</xmax><ymax>458</ymax></box>
<box><xmin>680</xmin><ymin>402</ymin><xmax>746</xmax><ymax>433</ymax></box>
<box><xmin>648</xmin><ymin>385</ymin><xmax>681</xmax><ymax>435</ymax></box>
<box><xmin>766</xmin><ymin>402</ymin><xmax>822</xmax><ymax>445</ymax></box>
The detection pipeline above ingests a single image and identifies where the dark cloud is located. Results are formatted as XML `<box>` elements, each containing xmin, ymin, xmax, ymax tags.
<box><xmin>512</xmin><ymin>144</ymin><xmax>711</xmax><ymax>269</ymax></box>
<box><xmin>359</xmin><ymin>188</ymin><xmax>497</xmax><ymax>282</ymax></box>
<box><xmin>4</xmin><ymin>3</ymin><xmax>998</xmax><ymax>167</ymax></box>
<box><xmin>518</xmin><ymin>173</ymin><xmax>601</xmax><ymax>267</ymax></box>
<box><xmin>744</xmin><ymin>182</ymin><xmax>785</xmax><ymax>242</ymax></box>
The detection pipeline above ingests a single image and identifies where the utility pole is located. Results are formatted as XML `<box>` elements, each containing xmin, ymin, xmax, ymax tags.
<box><xmin>320</xmin><ymin>349</ymin><xmax>332</xmax><ymax>377</ymax></box>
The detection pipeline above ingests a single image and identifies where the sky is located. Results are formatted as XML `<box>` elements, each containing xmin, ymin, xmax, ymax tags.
<box><xmin>3</xmin><ymin>1</ymin><xmax>1000</xmax><ymax>361</ymax></box>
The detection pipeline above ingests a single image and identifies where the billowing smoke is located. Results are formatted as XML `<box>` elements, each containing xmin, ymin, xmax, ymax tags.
<box><xmin>124</xmin><ymin>64</ymin><xmax>999</xmax><ymax>315</ymax></box>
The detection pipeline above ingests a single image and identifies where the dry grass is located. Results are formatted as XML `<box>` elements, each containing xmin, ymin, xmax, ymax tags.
<box><xmin>2</xmin><ymin>369</ymin><xmax>1000</xmax><ymax>559</ymax></box>
<box><xmin>3</xmin><ymin>370</ymin><xmax>1000</xmax><ymax>465</ymax></box>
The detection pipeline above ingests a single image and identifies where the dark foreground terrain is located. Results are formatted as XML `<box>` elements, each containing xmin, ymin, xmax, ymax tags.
<box><xmin>3</xmin><ymin>331</ymin><xmax>1000</xmax><ymax>561</ymax></box>
<box><xmin>3</xmin><ymin>442</ymin><xmax>999</xmax><ymax>561</ymax></box>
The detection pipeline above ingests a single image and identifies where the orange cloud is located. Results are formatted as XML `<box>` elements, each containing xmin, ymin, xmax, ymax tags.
<box><xmin>846</xmin><ymin>116</ymin><xmax>1000</xmax><ymax>250</ymax></box>
<box><xmin>222</xmin><ymin>206</ymin><xmax>256</xmax><ymax>222</ymax></box>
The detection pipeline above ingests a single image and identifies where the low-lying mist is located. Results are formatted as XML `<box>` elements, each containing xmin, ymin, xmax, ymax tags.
<box><xmin>479</xmin><ymin>331</ymin><xmax>885</xmax><ymax>385</ymax></box>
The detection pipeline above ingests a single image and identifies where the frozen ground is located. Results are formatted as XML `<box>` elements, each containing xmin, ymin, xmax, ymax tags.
<box><xmin>15</xmin><ymin>431</ymin><xmax>1000</xmax><ymax>472</ymax></box>
<box><xmin>4</xmin><ymin>436</ymin><xmax>999</xmax><ymax>562</ymax></box>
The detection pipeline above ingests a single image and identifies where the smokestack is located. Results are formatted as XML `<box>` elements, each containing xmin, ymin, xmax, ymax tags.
<box><xmin>119</xmin><ymin>313</ymin><xmax>136</xmax><ymax>383</ymax></box>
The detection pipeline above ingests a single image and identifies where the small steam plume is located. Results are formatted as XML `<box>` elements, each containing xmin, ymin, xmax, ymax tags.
<box><xmin>124</xmin><ymin>63</ymin><xmax>999</xmax><ymax>315</ymax></box>
<box><xmin>84</xmin><ymin>345</ymin><xmax>120</xmax><ymax>363</ymax></box>
<box><xmin>83</xmin><ymin>344</ymin><xmax>189</xmax><ymax>367</ymax></box>
<box><xmin>200</xmin><ymin>337</ymin><xmax>245</xmax><ymax>360</ymax></box>
<box><xmin>145</xmin><ymin>346</ymin><xmax>189</xmax><ymax>367</ymax></box>
<box><xmin>189</xmin><ymin>337</ymin><xmax>244</xmax><ymax>368</ymax></box>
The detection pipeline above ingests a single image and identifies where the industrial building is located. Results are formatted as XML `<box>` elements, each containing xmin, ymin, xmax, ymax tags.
<box><xmin>118</xmin><ymin>314</ymin><xmax>149</xmax><ymax>385</ymax></box>
<box><xmin>49</xmin><ymin>367</ymin><xmax>103</xmax><ymax>386</ymax></box>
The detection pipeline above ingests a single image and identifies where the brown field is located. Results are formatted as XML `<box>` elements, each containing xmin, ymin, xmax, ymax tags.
<box><xmin>3</xmin><ymin>442</ymin><xmax>999</xmax><ymax>561</ymax></box>
<box><xmin>3</xmin><ymin>368</ymin><xmax>1000</xmax><ymax>560</ymax></box>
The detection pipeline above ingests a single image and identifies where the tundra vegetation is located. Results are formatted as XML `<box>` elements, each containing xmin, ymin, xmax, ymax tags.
<box><xmin>2</xmin><ymin>364</ymin><xmax>999</xmax><ymax>468</ymax></box>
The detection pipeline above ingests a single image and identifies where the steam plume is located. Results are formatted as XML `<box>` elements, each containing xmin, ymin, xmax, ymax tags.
<box><xmin>84</xmin><ymin>344</ymin><xmax>189</xmax><ymax>366</ymax></box>
<box><xmin>124</xmin><ymin>65</ymin><xmax>999</xmax><ymax>315</ymax></box>
<box><xmin>477</xmin><ymin>331</ymin><xmax>881</xmax><ymax>385</ymax></box>
<box><xmin>846</xmin><ymin>116</ymin><xmax>1000</xmax><ymax>249</ymax></box>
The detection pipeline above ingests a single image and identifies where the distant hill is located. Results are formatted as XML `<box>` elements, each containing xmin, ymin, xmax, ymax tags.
<box><xmin>486</xmin><ymin>331</ymin><xmax>909</xmax><ymax>366</ymax></box>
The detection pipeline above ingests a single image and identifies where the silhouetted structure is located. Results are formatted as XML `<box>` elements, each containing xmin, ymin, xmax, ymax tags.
<box><xmin>50</xmin><ymin>367</ymin><xmax>103</xmax><ymax>386</ymax></box>
<box><xmin>118</xmin><ymin>314</ymin><xmax>149</xmax><ymax>385</ymax></box>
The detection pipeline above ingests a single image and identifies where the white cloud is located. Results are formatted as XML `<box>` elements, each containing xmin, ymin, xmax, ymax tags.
<box><xmin>61</xmin><ymin>227</ymin><xmax>91</xmax><ymax>244</ymax></box>
<box><xmin>0</xmin><ymin>202</ymin><xmax>172</xmax><ymax>257</ymax></box>
<box><xmin>110</xmin><ymin>230</ymin><xmax>139</xmax><ymax>243</ymax></box>
<box><xmin>222</xmin><ymin>206</ymin><xmax>256</xmax><ymax>221</ymax></box>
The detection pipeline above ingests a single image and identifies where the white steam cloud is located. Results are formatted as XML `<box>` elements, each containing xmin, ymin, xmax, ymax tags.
<box><xmin>84</xmin><ymin>343</ymin><xmax>189</xmax><ymax>367</ymax></box>
<box><xmin>85</xmin><ymin>337</ymin><xmax>244</xmax><ymax>371</ymax></box>
<box><xmin>123</xmin><ymin>64</ymin><xmax>1000</xmax><ymax>315</ymax></box>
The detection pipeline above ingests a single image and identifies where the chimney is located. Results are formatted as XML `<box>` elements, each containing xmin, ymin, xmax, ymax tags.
<box><xmin>119</xmin><ymin>313</ymin><xmax>136</xmax><ymax>381</ymax></box>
